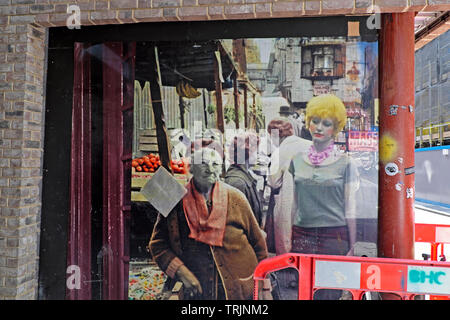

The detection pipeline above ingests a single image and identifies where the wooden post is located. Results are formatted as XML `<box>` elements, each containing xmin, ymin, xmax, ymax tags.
<box><xmin>244</xmin><ymin>86</ymin><xmax>248</xmax><ymax>129</ymax></box>
<box><xmin>213</xmin><ymin>50</ymin><xmax>225</xmax><ymax>133</ymax></box>
<box><xmin>179</xmin><ymin>96</ymin><xmax>185</xmax><ymax>129</ymax></box>
<box><xmin>252</xmin><ymin>93</ymin><xmax>256</xmax><ymax>130</ymax></box>
<box><xmin>202</xmin><ymin>88</ymin><xmax>208</xmax><ymax>128</ymax></box>
<box><xmin>233</xmin><ymin>72</ymin><xmax>240</xmax><ymax>129</ymax></box>
<box><xmin>147</xmin><ymin>45</ymin><xmax>173</xmax><ymax>173</ymax></box>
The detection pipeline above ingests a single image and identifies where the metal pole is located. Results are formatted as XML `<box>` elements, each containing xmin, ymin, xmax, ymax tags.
<box><xmin>378</xmin><ymin>13</ymin><xmax>415</xmax><ymax>261</ymax></box>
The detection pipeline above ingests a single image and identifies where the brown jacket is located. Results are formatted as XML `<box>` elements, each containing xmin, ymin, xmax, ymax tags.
<box><xmin>149</xmin><ymin>182</ymin><xmax>268</xmax><ymax>300</ymax></box>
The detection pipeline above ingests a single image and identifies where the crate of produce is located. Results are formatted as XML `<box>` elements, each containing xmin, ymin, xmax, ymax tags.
<box><xmin>131</xmin><ymin>154</ymin><xmax>189</xmax><ymax>202</ymax></box>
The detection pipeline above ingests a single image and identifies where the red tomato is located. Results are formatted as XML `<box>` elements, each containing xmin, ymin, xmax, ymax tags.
<box><xmin>136</xmin><ymin>166</ymin><xmax>142</xmax><ymax>172</ymax></box>
<box><xmin>132</xmin><ymin>160</ymin><xmax>139</xmax><ymax>167</ymax></box>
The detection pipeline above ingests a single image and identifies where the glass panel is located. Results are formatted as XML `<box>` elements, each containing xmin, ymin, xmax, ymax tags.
<box><xmin>130</xmin><ymin>36</ymin><xmax>378</xmax><ymax>301</ymax></box>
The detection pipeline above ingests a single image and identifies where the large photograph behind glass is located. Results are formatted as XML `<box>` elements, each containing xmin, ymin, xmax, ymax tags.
<box><xmin>128</xmin><ymin>35</ymin><xmax>379</xmax><ymax>300</ymax></box>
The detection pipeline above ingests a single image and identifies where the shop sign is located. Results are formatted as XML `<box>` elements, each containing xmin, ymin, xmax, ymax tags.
<box><xmin>313</xmin><ymin>81</ymin><xmax>331</xmax><ymax>95</ymax></box>
<box><xmin>348</xmin><ymin>130</ymin><xmax>378</xmax><ymax>151</ymax></box>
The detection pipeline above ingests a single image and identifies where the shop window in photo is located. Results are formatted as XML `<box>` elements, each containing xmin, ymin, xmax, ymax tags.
<box><xmin>301</xmin><ymin>44</ymin><xmax>346</xmax><ymax>79</ymax></box>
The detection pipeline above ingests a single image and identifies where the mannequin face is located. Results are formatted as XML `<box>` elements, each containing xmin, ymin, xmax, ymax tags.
<box><xmin>309</xmin><ymin>116</ymin><xmax>336</xmax><ymax>145</ymax></box>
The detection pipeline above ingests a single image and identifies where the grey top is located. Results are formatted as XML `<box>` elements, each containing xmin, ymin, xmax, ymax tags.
<box><xmin>289</xmin><ymin>153</ymin><xmax>359</xmax><ymax>228</ymax></box>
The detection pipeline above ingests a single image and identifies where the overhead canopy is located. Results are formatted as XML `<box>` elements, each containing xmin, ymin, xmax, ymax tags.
<box><xmin>135</xmin><ymin>40</ymin><xmax>238</xmax><ymax>91</ymax></box>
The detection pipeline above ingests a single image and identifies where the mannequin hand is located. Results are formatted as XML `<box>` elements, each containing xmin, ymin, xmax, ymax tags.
<box><xmin>176</xmin><ymin>265</ymin><xmax>203</xmax><ymax>298</ymax></box>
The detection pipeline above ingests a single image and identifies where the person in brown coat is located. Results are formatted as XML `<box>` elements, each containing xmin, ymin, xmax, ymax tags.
<box><xmin>149</xmin><ymin>146</ymin><xmax>270</xmax><ymax>300</ymax></box>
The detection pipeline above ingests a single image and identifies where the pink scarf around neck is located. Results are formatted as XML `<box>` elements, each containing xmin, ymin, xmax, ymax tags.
<box><xmin>308</xmin><ymin>142</ymin><xmax>334</xmax><ymax>165</ymax></box>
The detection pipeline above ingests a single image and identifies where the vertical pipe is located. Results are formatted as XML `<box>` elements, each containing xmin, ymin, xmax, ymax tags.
<box><xmin>214</xmin><ymin>51</ymin><xmax>225</xmax><ymax>133</ymax></box>
<box><xmin>378</xmin><ymin>13</ymin><xmax>415</xmax><ymax>260</ymax></box>
<box><xmin>147</xmin><ymin>45</ymin><xmax>173</xmax><ymax>172</ymax></box>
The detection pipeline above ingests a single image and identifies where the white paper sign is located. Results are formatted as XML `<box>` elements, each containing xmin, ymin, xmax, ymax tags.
<box><xmin>140</xmin><ymin>166</ymin><xmax>187</xmax><ymax>217</ymax></box>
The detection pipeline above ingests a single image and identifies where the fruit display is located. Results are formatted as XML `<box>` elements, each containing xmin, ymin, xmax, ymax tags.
<box><xmin>131</xmin><ymin>153</ymin><xmax>188</xmax><ymax>174</ymax></box>
<box><xmin>128</xmin><ymin>261</ymin><xmax>167</xmax><ymax>300</ymax></box>
<box><xmin>176</xmin><ymin>80</ymin><xmax>201</xmax><ymax>99</ymax></box>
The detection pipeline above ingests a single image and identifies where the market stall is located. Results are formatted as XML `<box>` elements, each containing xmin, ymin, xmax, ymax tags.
<box><xmin>128</xmin><ymin>39</ymin><xmax>260</xmax><ymax>300</ymax></box>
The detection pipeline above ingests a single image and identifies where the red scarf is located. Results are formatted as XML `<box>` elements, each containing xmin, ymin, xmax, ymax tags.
<box><xmin>182</xmin><ymin>179</ymin><xmax>228</xmax><ymax>247</ymax></box>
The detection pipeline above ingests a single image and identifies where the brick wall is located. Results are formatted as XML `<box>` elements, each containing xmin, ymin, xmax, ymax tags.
<box><xmin>0</xmin><ymin>0</ymin><xmax>450</xmax><ymax>300</ymax></box>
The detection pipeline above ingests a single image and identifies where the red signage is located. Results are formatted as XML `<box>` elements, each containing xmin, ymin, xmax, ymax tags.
<box><xmin>348</xmin><ymin>131</ymin><xmax>378</xmax><ymax>152</ymax></box>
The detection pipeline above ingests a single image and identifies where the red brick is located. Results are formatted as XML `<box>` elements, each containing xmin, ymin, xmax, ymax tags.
<box><xmin>95</xmin><ymin>0</ymin><xmax>110</xmax><ymax>10</ymax></box>
<box><xmin>182</xmin><ymin>0</ymin><xmax>197</xmax><ymax>6</ymax></box>
<box><xmin>152</xmin><ymin>0</ymin><xmax>180</xmax><ymax>8</ymax></box>
<box><xmin>77</xmin><ymin>2</ymin><xmax>96</xmax><ymax>11</ymax></box>
<box><xmin>138</xmin><ymin>0</ymin><xmax>152</xmax><ymax>8</ymax></box>
<box><xmin>255</xmin><ymin>3</ymin><xmax>271</xmax><ymax>18</ymax></box>
<box><xmin>16</xmin><ymin>5</ymin><xmax>30</xmax><ymax>14</ymax></box>
<box><xmin>10</xmin><ymin>15</ymin><xmax>35</xmax><ymax>25</ymax></box>
<box><xmin>53</xmin><ymin>4</ymin><xmax>68</xmax><ymax>13</ymax></box>
<box><xmin>163</xmin><ymin>7</ymin><xmax>180</xmax><ymax>21</ymax></box>
<box><xmin>426</xmin><ymin>0</ymin><xmax>450</xmax><ymax>10</ymax></box>
<box><xmin>29</xmin><ymin>4</ymin><xmax>54</xmax><ymax>14</ymax></box>
<box><xmin>178</xmin><ymin>6</ymin><xmax>208</xmax><ymax>20</ymax></box>
<box><xmin>354</xmin><ymin>0</ymin><xmax>372</xmax><ymax>13</ymax></box>
<box><xmin>81</xmin><ymin>12</ymin><xmax>95</xmax><ymax>26</ymax></box>
<box><xmin>199</xmin><ymin>0</ymin><xmax>227</xmax><ymax>5</ymax></box>
<box><xmin>224</xmin><ymin>4</ymin><xmax>255</xmax><ymax>19</ymax></box>
<box><xmin>110</xmin><ymin>0</ymin><xmax>138</xmax><ymax>9</ymax></box>
<box><xmin>208</xmin><ymin>5</ymin><xmax>225</xmax><ymax>19</ymax></box>
<box><xmin>90</xmin><ymin>10</ymin><xmax>119</xmax><ymax>24</ymax></box>
<box><xmin>322</xmin><ymin>0</ymin><xmax>354</xmax><ymax>14</ymax></box>
<box><xmin>272</xmin><ymin>1</ymin><xmax>302</xmax><ymax>17</ymax></box>
<box><xmin>304</xmin><ymin>0</ymin><xmax>320</xmax><ymax>14</ymax></box>
<box><xmin>49</xmin><ymin>12</ymin><xmax>72</xmax><ymax>26</ymax></box>
<box><xmin>0</xmin><ymin>15</ymin><xmax>8</xmax><ymax>26</ymax></box>
<box><xmin>134</xmin><ymin>8</ymin><xmax>164</xmax><ymax>21</ymax></box>
<box><xmin>118</xmin><ymin>10</ymin><xmax>136</xmax><ymax>23</ymax></box>
<box><xmin>374</xmin><ymin>0</ymin><xmax>409</xmax><ymax>12</ymax></box>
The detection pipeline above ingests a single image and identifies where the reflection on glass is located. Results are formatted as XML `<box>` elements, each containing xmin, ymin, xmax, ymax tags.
<box><xmin>127</xmin><ymin>36</ymin><xmax>378</xmax><ymax>300</ymax></box>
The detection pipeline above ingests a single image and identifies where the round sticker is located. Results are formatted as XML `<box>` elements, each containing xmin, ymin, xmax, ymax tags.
<box><xmin>385</xmin><ymin>162</ymin><xmax>399</xmax><ymax>176</ymax></box>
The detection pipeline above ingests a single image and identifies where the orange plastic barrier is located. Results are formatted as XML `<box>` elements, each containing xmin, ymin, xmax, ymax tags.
<box><xmin>253</xmin><ymin>253</ymin><xmax>450</xmax><ymax>300</ymax></box>
<box><xmin>415</xmin><ymin>223</ymin><xmax>450</xmax><ymax>299</ymax></box>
